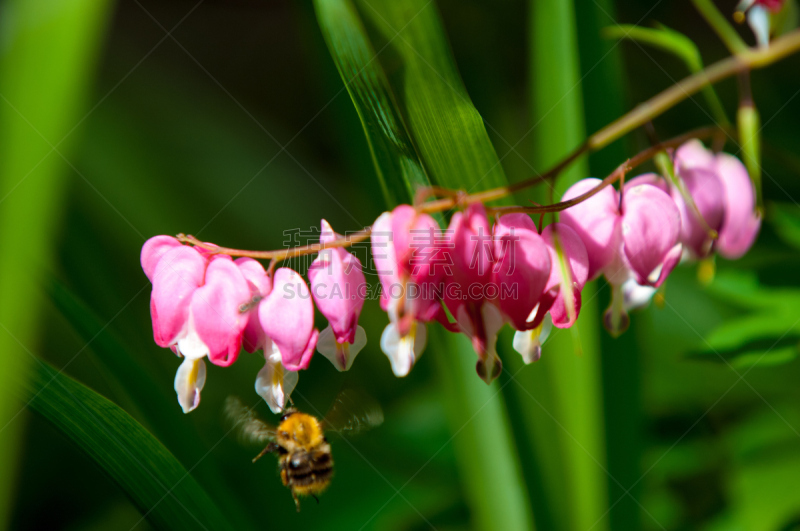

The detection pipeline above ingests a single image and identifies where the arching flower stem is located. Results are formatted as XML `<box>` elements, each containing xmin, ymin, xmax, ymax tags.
<box><xmin>177</xmin><ymin>126</ymin><xmax>720</xmax><ymax>263</ymax></box>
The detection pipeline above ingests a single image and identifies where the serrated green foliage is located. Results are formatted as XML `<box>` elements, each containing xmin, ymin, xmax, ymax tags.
<box><xmin>21</xmin><ymin>360</ymin><xmax>234</xmax><ymax>531</ymax></box>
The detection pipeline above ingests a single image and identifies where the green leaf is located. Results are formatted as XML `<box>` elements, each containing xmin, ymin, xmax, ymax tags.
<box><xmin>604</xmin><ymin>24</ymin><xmax>703</xmax><ymax>72</ymax></box>
<box><xmin>354</xmin><ymin>1</ymin><xmax>509</xmax><ymax>194</ymax></box>
<box><xmin>0</xmin><ymin>0</ymin><xmax>113</xmax><ymax>525</ymax></box>
<box><xmin>47</xmin><ymin>278</ymin><xmax>259</xmax><ymax>531</ymax></box>
<box><xmin>21</xmin><ymin>359</ymin><xmax>234</xmax><ymax>531</ymax></box>
<box><xmin>314</xmin><ymin>0</ymin><xmax>430</xmax><ymax>205</ymax></box>
<box><xmin>688</xmin><ymin>271</ymin><xmax>800</xmax><ymax>367</ymax></box>
<box><xmin>525</xmin><ymin>1</ymin><xmax>609</xmax><ymax>531</ymax></box>
<box><xmin>603</xmin><ymin>23</ymin><xmax>729</xmax><ymax>126</ymax></box>
<box><xmin>315</xmin><ymin>2</ymin><xmax>533</xmax><ymax>529</ymax></box>
<box><xmin>769</xmin><ymin>202</ymin><xmax>800</xmax><ymax>250</ymax></box>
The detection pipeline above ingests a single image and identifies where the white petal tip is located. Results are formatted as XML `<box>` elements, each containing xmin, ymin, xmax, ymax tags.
<box><xmin>174</xmin><ymin>357</ymin><xmax>206</xmax><ymax>414</ymax></box>
<box><xmin>380</xmin><ymin>322</ymin><xmax>426</xmax><ymax>377</ymax></box>
<box><xmin>255</xmin><ymin>351</ymin><xmax>298</xmax><ymax>414</ymax></box>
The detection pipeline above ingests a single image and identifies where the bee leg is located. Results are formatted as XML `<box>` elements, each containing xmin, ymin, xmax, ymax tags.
<box><xmin>252</xmin><ymin>442</ymin><xmax>279</xmax><ymax>463</ymax></box>
<box><xmin>292</xmin><ymin>491</ymin><xmax>301</xmax><ymax>512</ymax></box>
<box><xmin>312</xmin><ymin>494</ymin><xmax>320</xmax><ymax>505</ymax></box>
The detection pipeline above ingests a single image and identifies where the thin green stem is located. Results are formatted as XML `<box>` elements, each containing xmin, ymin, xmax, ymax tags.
<box><xmin>178</xmin><ymin>29</ymin><xmax>800</xmax><ymax>261</ymax></box>
<box><xmin>604</xmin><ymin>23</ymin><xmax>731</xmax><ymax>126</ymax></box>
<box><xmin>692</xmin><ymin>0</ymin><xmax>749</xmax><ymax>54</ymax></box>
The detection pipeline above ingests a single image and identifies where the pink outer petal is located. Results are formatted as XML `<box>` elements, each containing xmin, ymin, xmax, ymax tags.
<box><xmin>190</xmin><ymin>256</ymin><xmax>251</xmax><ymax>366</ymax></box>
<box><xmin>150</xmin><ymin>246</ymin><xmax>207</xmax><ymax>348</ymax></box>
<box><xmin>319</xmin><ymin>218</ymin><xmax>338</xmax><ymax>245</ymax></box>
<box><xmin>627</xmin><ymin>173</ymin><xmax>669</xmax><ymax>193</ymax></box>
<box><xmin>451</xmin><ymin>203</ymin><xmax>493</xmax><ymax>292</ymax></box>
<box><xmin>259</xmin><ymin>268</ymin><xmax>318</xmax><ymax>370</ymax></box>
<box><xmin>141</xmin><ymin>236</ymin><xmax>182</xmax><ymax>281</ymax></box>
<box><xmin>284</xmin><ymin>329</ymin><xmax>319</xmax><ymax>371</ymax></box>
<box><xmin>541</xmin><ymin>223</ymin><xmax>589</xmax><ymax>329</ymax></box>
<box><xmin>309</xmin><ymin>220</ymin><xmax>366</xmax><ymax>344</ymax></box>
<box><xmin>715</xmin><ymin>153</ymin><xmax>761</xmax><ymax>259</ymax></box>
<box><xmin>404</xmin><ymin>212</ymin><xmax>444</xmax><ymax>322</ymax></box>
<box><xmin>371</xmin><ymin>212</ymin><xmax>400</xmax><ymax>312</ymax></box>
<box><xmin>390</xmin><ymin>205</ymin><xmax>418</xmax><ymax>269</ymax></box>
<box><xmin>235</xmin><ymin>257</ymin><xmax>272</xmax><ymax>353</ymax></box>
<box><xmin>493</xmin><ymin>215</ymin><xmax>551</xmax><ymax>330</ymax></box>
<box><xmin>560</xmin><ymin>178</ymin><xmax>621</xmax><ymax>280</ymax></box>
<box><xmin>672</xmin><ymin>167</ymin><xmax>725</xmax><ymax>258</ymax></box>
<box><xmin>621</xmin><ymin>184</ymin><xmax>681</xmax><ymax>286</ymax></box>
<box><xmin>675</xmin><ymin>139</ymin><xmax>715</xmax><ymax>173</ymax></box>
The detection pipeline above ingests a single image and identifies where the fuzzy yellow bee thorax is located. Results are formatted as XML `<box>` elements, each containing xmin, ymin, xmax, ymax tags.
<box><xmin>277</xmin><ymin>412</ymin><xmax>325</xmax><ymax>450</ymax></box>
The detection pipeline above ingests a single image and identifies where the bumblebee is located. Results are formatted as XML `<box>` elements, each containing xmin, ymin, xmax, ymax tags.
<box><xmin>225</xmin><ymin>391</ymin><xmax>383</xmax><ymax>511</ymax></box>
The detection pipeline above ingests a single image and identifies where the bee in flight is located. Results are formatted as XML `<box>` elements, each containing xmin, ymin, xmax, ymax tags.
<box><xmin>225</xmin><ymin>390</ymin><xmax>383</xmax><ymax>511</ymax></box>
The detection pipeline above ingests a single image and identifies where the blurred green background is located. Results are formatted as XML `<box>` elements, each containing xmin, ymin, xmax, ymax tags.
<box><xmin>2</xmin><ymin>0</ymin><xmax>800</xmax><ymax>530</ymax></box>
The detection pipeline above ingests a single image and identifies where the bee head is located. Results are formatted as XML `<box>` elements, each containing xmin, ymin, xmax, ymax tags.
<box><xmin>280</xmin><ymin>407</ymin><xmax>298</xmax><ymax>422</ymax></box>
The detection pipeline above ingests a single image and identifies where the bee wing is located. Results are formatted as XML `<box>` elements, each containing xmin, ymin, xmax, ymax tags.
<box><xmin>224</xmin><ymin>396</ymin><xmax>276</xmax><ymax>446</ymax></box>
<box><xmin>322</xmin><ymin>389</ymin><xmax>384</xmax><ymax>436</ymax></box>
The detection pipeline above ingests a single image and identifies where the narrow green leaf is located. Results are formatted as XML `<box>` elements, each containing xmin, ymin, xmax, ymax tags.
<box><xmin>314</xmin><ymin>0</ymin><xmax>431</xmax><ymax>205</ymax></box>
<box><xmin>691</xmin><ymin>0</ymin><xmax>749</xmax><ymax>54</ymax></box>
<box><xmin>603</xmin><ymin>23</ymin><xmax>729</xmax><ymax>126</ymax></box>
<box><xmin>769</xmin><ymin>202</ymin><xmax>800</xmax><ymax>250</ymax></box>
<box><xmin>48</xmin><ymin>278</ymin><xmax>258</xmax><ymax>531</ymax></box>
<box><xmin>355</xmin><ymin>0</ymin><xmax>509</xmax><ymax>192</ymax></box>
<box><xmin>21</xmin><ymin>359</ymin><xmax>234</xmax><ymax>531</ymax></box>
<box><xmin>575</xmin><ymin>0</ymin><xmax>628</xmax><ymax>176</ymax></box>
<box><xmin>527</xmin><ymin>2</ymin><xmax>609</xmax><ymax>531</ymax></box>
<box><xmin>604</xmin><ymin>24</ymin><xmax>703</xmax><ymax>71</ymax></box>
<box><xmin>316</xmin><ymin>2</ymin><xmax>534</xmax><ymax>529</ymax></box>
<box><xmin>0</xmin><ymin>0</ymin><xmax>113</xmax><ymax>524</ymax></box>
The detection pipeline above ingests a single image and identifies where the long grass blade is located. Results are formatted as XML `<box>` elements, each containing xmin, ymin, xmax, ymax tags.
<box><xmin>21</xmin><ymin>359</ymin><xmax>234</xmax><ymax>531</ymax></box>
<box><xmin>0</xmin><ymin>0</ymin><xmax>113</xmax><ymax>525</ymax></box>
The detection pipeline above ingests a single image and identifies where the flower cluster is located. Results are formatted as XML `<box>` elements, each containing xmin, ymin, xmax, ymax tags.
<box><xmin>141</xmin><ymin>220</ymin><xmax>365</xmax><ymax>413</ymax></box>
<box><xmin>141</xmin><ymin>140</ymin><xmax>760</xmax><ymax>412</ymax></box>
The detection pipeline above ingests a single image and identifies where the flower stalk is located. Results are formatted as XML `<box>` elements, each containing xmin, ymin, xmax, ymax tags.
<box><xmin>175</xmin><ymin>29</ymin><xmax>800</xmax><ymax>263</ymax></box>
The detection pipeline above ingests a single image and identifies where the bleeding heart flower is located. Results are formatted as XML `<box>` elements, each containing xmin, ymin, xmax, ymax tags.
<box><xmin>259</xmin><ymin>268</ymin><xmax>319</xmax><ymax>372</ymax></box>
<box><xmin>736</xmin><ymin>0</ymin><xmax>786</xmax><ymax>47</ymax></box>
<box><xmin>309</xmin><ymin>219</ymin><xmax>367</xmax><ymax>372</ymax></box>
<box><xmin>560</xmin><ymin>178</ymin><xmax>681</xmax><ymax>336</ymax></box>
<box><xmin>443</xmin><ymin>203</ymin><xmax>505</xmax><ymax>383</ymax></box>
<box><xmin>235</xmin><ymin>257</ymin><xmax>295</xmax><ymax>414</ymax></box>
<box><xmin>511</xmin><ymin>223</ymin><xmax>588</xmax><ymax>364</ymax></box>
<box><xmin>715</xmin><ymin>153</ymin><xmax>762</xmax><ymax>258</ymax></box>
<box><xmin>142</xmin><ymin>236</ymin><xmax>251</xmax><ymax>413</ymax></box>
<box><xmin>372</xmin><ymin>205</ymin><xmax>445</xmax><ymax>377</ymax></box>
<box><xmin>673</xmin><ymin>140</ymin><xmax>761</xmax><ymax>259</ymax></box>
<box><xmin>492</xmin><ymin>214</ymin><xmax>551</xmax><ymax>332</ymax></box>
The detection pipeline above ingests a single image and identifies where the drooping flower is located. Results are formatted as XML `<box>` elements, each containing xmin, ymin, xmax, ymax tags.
<box><xmin>441</xmin><ymin>203</ymin><xmax>515</xmax><ymax>383</ymax></box>
<box><xmin>560</xmin><ymin>178</ymin><xmax>682</xmax><ymax>336</ymax></box>
<box><xmin>736</xmin><ymin>0</ymin><xmax>786</xmax><ymax>47</ymax></box>
<box><xmin>511</xmin><ymin>223</ymin><xmax>588</xmax><ymax>364</ymax></box>
<box><xmin>234</xmin><ymin>258</ymin><xmax>295</xmax><ymax>414</ymax></box>
<box><xmin>141</xmin><ymin>236</ymin><xmax>251</xmax><ymax>413</ymax></box>
<box><xmin>492</xmin><ymin>214</ymin><xmax>551</xmax><ymax>332</ymax></box>
<box><xmin>259</xmin><ymin>268</ymin><xmax>319</xmax><ymax>371</ymax></box>
<box><xmin>372</xmin><ymin>205</ymin><xmax>445</xmax><ymax>377</ymax></box>
<box><xmin>673</xmin><ymin>140</ymin><xmax>761</xmax><ymax>259</ymax></box>
<box><xmin>309</xmin><ymin>219</ymin><xmax>367</xmax><ymax>371</ymax></box>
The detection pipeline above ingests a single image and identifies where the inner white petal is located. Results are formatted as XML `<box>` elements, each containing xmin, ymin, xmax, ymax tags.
<box><xmin>174</xmin><ymin>357</ymin><xmax>206</xmax><ymax>413</ymax></box>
